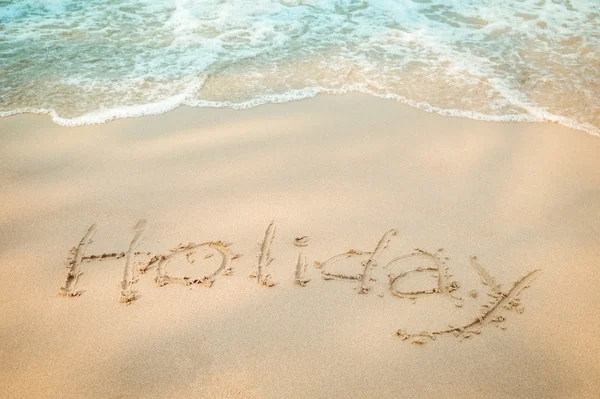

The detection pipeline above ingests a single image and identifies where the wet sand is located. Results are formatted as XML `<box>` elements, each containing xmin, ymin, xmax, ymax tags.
<box><xmin>1</xmin><ymin>94</ymin><xmax>599</xmax><ymax>398</ymax></box>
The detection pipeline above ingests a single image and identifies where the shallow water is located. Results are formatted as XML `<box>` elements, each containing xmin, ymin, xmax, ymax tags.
<box><xmin>0</xmin><ymin>0</ymin><xmax>598</xmax><ymax>135</ymax></box>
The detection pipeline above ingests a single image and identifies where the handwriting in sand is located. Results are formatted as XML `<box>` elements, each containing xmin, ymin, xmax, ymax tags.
<box><xmin>59</xmin><ymin>220</ymin><xmax>541</xmax><ymax>344</ymax></box>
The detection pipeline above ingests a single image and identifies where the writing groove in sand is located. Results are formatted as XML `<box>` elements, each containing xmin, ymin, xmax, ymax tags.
<box><xmin>59</xmin><ymin>220</ymin><xmax>541</xmax><ymax>343</ymax></box>
<box><xmin>250</xmin><ymin>220</ymin><xmax>276</xmax><ymax>287</ymax></box>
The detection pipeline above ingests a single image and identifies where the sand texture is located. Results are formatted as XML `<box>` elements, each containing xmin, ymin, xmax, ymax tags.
<box><xmin>1</xmin><ymin>94</ymin><xmax>599</xmax><ymax>398</ymax></box>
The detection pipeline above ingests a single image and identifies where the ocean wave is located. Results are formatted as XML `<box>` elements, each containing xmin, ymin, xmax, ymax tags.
<box><xmin>1</xmin><ymin>0</ymin><xmax>599</xmax><ymax>137</ymax></box>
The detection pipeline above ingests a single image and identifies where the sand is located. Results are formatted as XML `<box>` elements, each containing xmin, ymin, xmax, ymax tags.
<box><xmin>1</xmin><ymin>94</ymin><xmax>599</xmax><ymax>398</ymax></box>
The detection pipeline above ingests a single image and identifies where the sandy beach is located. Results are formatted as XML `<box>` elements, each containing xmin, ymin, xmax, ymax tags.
<box><xmin>1</xmin><ymin>94</ymin><xmax>599</xmax><ymax>398</ymax></box>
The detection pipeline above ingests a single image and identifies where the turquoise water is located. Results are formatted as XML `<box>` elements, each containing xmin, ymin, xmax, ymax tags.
<box><xmin>0</xmin><ymin>0</ymin><xmax>598</xmax><ymax>135</ymax></box>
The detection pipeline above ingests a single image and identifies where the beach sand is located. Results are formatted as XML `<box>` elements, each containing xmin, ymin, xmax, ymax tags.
<box><xmin>1</xmin><ymin>94</ymin><xmax>599</xmax><ymax>398</ymax></box>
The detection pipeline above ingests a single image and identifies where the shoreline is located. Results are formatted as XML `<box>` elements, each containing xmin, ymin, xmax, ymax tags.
<box><xmin>1</xmin><ymin>94</ymin><xmax>599</xmax><ymax>398</ymax></box>
<box><xmin>2</xmin><ymin>89</ymin><xmax>598</xmax><ymax>138</ymax></box>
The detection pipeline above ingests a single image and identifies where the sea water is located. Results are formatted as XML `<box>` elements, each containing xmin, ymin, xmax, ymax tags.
<box><xmin>0</xmin><ymin>0</ymin><xmax>598</xmax><ymax>135</ymax></box>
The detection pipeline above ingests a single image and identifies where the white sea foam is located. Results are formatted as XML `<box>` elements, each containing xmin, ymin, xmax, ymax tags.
<box><xmin>3</xmin><ymin>84</ymin><xmax>597</xmax><ymax>138</ymax></box>
<box><xmin>1</xmin><ymin>0</ymin><xmax>599</xmax><ymax>137</ymax></box>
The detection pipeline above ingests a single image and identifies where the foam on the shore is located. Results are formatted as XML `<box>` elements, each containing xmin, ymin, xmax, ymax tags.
<box><xmin>1</xmin><ymin>0</ymin><xmax>599</xmax><ymax>136</ymax></box>
<box><xmin>2</xmin><ymin>85</ymin><xmax>598</xmax><ymax>137</ymax></box>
